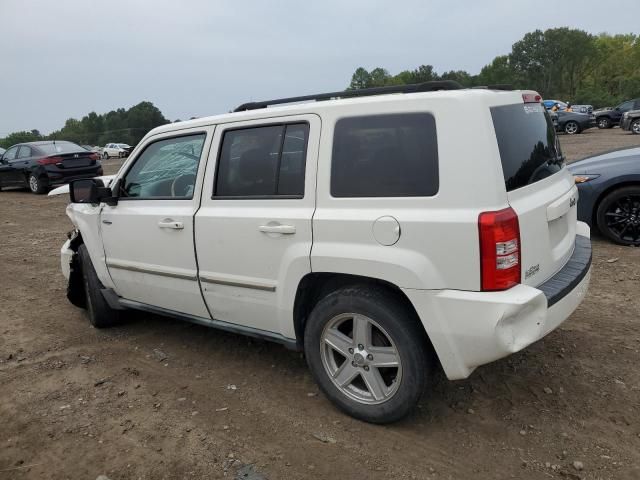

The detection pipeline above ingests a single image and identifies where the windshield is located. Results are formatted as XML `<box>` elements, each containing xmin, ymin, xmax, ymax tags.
<box><xmin>38</xmin><ymin>142</ymin><xmax>86</xmax><ymax>155</ymax></box>
<box><xmin>491</xmin><ymin>103</ymin><xmax>564</xmax><ymax>192</ymax></box>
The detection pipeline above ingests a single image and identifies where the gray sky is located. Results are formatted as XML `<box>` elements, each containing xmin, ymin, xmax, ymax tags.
<box><xmin>1</xmin><ymin>0</ymin><xmax>639</xmax><ymax>136</ymax></box>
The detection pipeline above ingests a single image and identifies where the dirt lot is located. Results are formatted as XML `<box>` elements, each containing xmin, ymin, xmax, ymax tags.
<box><xmin>1</xmin><ymin>128</ymin><xmax>639</xmax><ymax>480</ymax></box>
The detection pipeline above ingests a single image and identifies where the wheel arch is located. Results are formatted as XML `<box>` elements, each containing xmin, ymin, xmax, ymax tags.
<box><xmin>293</xmin><ymin>272</ymin><xmax>436</xmax><ymax>356</ymax></box>
<box><xmin>67</xmin><ymin>231</ymin><xmax>87</xmax><ymax>308</ymax></box>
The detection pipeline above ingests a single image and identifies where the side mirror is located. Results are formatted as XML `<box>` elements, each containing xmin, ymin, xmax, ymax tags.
<box><xmin>69</xmin><ymin>179</ymin><xmax>117</xmax><ymax>205</ymax></box>
<box><xmin>615</xmin><ymin>107</ymin><xmax>620</xmax><ymax>111</ymax></box>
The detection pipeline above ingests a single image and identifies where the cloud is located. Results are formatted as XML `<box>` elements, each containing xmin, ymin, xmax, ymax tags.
<box><xmin>1</xmin><ymin>0</ymin><xmax>639</xmax><ymax>135</ymax></box>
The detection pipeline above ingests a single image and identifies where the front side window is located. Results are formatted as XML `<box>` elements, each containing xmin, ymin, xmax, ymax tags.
<box><xmin>119</xmin><ymin>134</ymin><xmax>206</xmax><ymax>199</ymax></box>
<box><xmin>214</xmin><ymin>123</ymin><xmax>309</xmax><ymax>198</ymax></box>
<box><xmin>3</xmin><ymin>146</ymin><xmax>19</xmax><ymax>161</ymax></box>
<box><xmin>331</xmin><ymin>113</ymin><xmax>439</xmax><ymax>197</ymax></box>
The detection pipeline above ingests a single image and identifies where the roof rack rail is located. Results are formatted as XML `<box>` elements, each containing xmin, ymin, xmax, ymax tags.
<box><xmin>472</xmin><ymin>84</ymin><xmax>514</xmax><ymax>91</ymax></box>
<box><xmin>234</xmin><ymin>80</ymin><xmax>464</xmax><ymax>112</ymax></box>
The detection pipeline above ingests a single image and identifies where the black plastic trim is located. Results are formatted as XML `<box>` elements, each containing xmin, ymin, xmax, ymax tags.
<box><xmin>117</xmin><ymin>298</ymin><xmax>300</xmax><ymax>350</ymax></box>
<box><xmin>538</xmin><ymin>235</ymin><xmax>592</xmax><ymax>307</ymax></box>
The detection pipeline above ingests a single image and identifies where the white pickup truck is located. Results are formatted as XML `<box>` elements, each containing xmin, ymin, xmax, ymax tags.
<box><xmin>55</xmin><ymin>82</ymin><xmax>592</xmax><ymax>423</ymax></box>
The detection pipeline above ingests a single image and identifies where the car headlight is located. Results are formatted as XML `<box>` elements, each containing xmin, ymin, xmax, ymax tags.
<box><xmin>573</xmin><ymin>174</ymin><xmax>600</xmax><ymax>184</ymax></box>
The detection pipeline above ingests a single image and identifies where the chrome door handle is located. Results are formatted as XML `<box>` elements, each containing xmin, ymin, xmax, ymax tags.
<box><xmin>259</xmin><ymin>224</ymin><xmax>296</xmax><ymax>234</ymax></box>
<box><xmin>158</xmin><ymin>220</ymin><xmax>184</xmax><ymax>230</ymax></box>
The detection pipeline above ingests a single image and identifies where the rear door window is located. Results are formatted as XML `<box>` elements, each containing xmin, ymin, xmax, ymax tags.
<box><xmin>214</xmin><ymin>123</ymin><xmax>309</xmax><ymax>198</ymax></box>
<box><xmin>331</xmin><ymin>113</ymin><xmax>438</xmax><ymax>197</ymax></box>
<box><xmin>491</xmin><ymin>103</ymin><xmax>564</xmax><ymax>192</ymax></box>
<box><xmin>17</xmin><ymin>146</ymin><xmax>32</xmax><ymax>158</ymax></box>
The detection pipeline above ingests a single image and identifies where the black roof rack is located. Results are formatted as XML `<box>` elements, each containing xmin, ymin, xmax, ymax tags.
<box><xmin>473</xmin><ymin>84</ymin><xmax>514</xmax><ymax>91</ymax></box>
<box><xmin>233</xmin><ymin>80</ymin><xmax>463</xmax><ymax>112</ymax></box>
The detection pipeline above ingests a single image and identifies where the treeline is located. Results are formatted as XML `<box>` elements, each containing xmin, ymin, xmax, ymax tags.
<box><xmin>0</xmin><ymin>101</ymin><xmax>169</xmax><ymax>149</ymax></box>
<box><xmin>348</xmin><ymin>28</ymin><xmax>640</xmax><ymax>108</ymax></box>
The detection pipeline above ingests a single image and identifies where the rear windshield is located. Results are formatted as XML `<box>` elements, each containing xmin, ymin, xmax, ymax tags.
<box><xmin>38</xmin><ymin>142</ymin><xmax>85</xmax><ymax>155</ymax></box>
<box><xmin>491</xmin><ymin>103</ymin><xmax>564</xmax><ymax>192</ymax></box>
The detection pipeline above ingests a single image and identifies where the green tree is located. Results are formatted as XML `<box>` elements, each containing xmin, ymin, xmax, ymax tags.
<box><xmin>0</xmin><ymin>130</ymin><xmax>43</xmax><ymax>149</ymax></box>
<box><xmin>348</xmin><ymin>67</ymin><xmax>371</xmax><ymax>89</ymax></box>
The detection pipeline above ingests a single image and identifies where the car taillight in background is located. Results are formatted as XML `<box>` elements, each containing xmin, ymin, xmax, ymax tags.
<box><xmin>478</xmin><ymin>207</ymin><xmax>521</xmax><ymax>291</ymax></box>
<box><xmin>89</xmin><ymin>153</ymin><xmax>99</xmax><ymax>161</ymax></box>
<box><xmin>37</xmin><ymin>156</ymin><xmax>63</xmax><ymax>166</ymax></box>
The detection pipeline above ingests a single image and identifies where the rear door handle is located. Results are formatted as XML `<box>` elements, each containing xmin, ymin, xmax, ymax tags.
<box><xmin>158</xmin><ymin>219</ymin><xmax>184</xmax><ymax>230</ymax></box>
<box><xmin>259</xmin><ymin>224</ymin><xmax>296</xmax><ymax>234</ymax></box>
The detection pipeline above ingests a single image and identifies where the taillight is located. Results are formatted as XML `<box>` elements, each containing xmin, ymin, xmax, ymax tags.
<box><xmin>522</xmin><ymin>91</ymin><xmax>542</xmax><ymax>103</ymax></box>
<box><xmin>478</xmin><ymin>207</ymin><xmax>521</xmax><ymax>291</ymax></box>
<box><xmin>89</xmin><ymin>153</ymin><xmax>99</xmax><ymax>161</ymax></box>
<box><xmin>37</xmin><ymin>156</ymin><xmax>62</xmax><ymax>166</ymax></box>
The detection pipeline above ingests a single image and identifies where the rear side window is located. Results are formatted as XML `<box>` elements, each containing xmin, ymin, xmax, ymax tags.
<box><xmin>331</xmin><ymin>113</ymin><xmax>438</xmax><ymax>197</ymax></box>
<box><xmin>214</xmin><ymin>123</ymin><xmax>309</xmax><ymax>198</ymax></box>
<box><xmin>491</xmin><ymin>103</ymin><xmax>564</xmax><ymax>192</ymax></box>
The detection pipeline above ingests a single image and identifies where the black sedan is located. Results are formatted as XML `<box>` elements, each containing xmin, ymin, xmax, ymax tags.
<box><xmin>568</xmin><ymin>147</ymin><xmax>640</xmax><ymax>246</ymax></box>
<box><xmin>0</xmin><ymin>141</ymin><xmax>103</xmax><ymax>194</ymax></box>
<box><xmin>553</xmin><ymin>110</ymin><xmax>596</xmax><ymax>135</ymax></box>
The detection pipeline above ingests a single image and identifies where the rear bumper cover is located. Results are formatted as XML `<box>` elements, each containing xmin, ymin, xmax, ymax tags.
<box><xmin>404</xmin><ymin>228</ymin><xmax>592</xmax><ymax>380</ymax></box>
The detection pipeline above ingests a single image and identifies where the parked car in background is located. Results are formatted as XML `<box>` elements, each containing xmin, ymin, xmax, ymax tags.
<box><xmin>569</xmin><ymin>146</ymin><xmax>640</xmax><ymax>246</ymax></box>
<box><xmin>0</xmin><ymin>140</ymin><xmax>102</xmax><ymax>194</ymax></box>
<box><xmin>553</xmin><ymin>110</ymin><xmax>596</xmax><ymax>135</ymax></box>
<box><xmin>543</xmin><ymin>99</ymin><xmax>593</xmax><ymax>115</ymax></box>
<box><xmin>620</xmin><ymin>109</ymin><xmax>640</xmax><ymax>134</ymax></box>
<box><xmin>57</xmin><ymin>83</ymin><xmax>591</xmax><ymax>423</ymax></box>
<box><xmin>594</xmin><ymin>99</ymin><xmax>640</xmax><ymax>129</ymax></box>
<box><xmin>102</xmin><ymin>143</ymin><xmax>132</xmax><ymax>159</ymax></box>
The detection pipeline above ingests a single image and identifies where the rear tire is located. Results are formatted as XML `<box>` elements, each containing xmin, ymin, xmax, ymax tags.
<box><xmin>78</xmin><ymin>245</ymin><xmax>120</xmax><ymax>327</ymax></box>
<box><xmin>303</xmin><ymin>285</ymin><xmax>431</xmax><ymax>424</ymax></box>
<box><xmin>631</xmin><ymin>119</ymin><xmax>640</xmax><ymax>135</ymax></box>
<box><xmin>597</xmin><ymin>117</ymin><xmax>611</xmax><ymax>129</ymax></box>
<box><xmin>564</xmin><ymin>121</ymin><xmax>580</xmax><ymax>135</ymax></box>
<box><xmin>28</xmin><ymin>173</ymin><xmax>48</xmax><ymax>194</ymax></box>
<box><xmin>596</xmin><ymin>186</ymin><xmax>640</xmax><ymax>246</ymax></box>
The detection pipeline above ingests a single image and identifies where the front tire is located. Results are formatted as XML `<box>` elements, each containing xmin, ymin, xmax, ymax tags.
<box><xmin>304</xmin><ymin>285</ymin><xmax>431</xmax><ymax>424</ymax></box>
<box><xmin>78</xmin><ymin>245</ymin><xmax>120</xmax><ymax>327</ymax></box>
<box><xmin>597</xmin><ymin>117</ymin><xmax>611</xmax><ymax>129</ymax></box>
<box><xmin>28</xmin><ymin>173</ymin><xmax>48</xmax><ymax>194</ymax></box>
<box><xmin>103</xmin><ymin>152</ymin><xmax>109</xmax><ymax>159</ymax></box>
<box><xmin>564</xmin><ymin>121</ymin><xmax>580</xmax><ymax>135</ymax></box>
<box><xmin>596</xmin><ymin>186</ymin><xmax>640</xmax><ymax>246</ymax></box>
<box><xmin>631</xmin><ymin>119</ymin><xmax>640</xmax><ymax>135</ymax></box>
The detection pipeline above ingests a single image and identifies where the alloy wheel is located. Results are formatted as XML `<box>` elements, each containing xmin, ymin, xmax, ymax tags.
<box><xmin>597</xmin><ymin>118</ymin><xmax>609</xmax><ymax>129</ymax></box>
<box><xmin>564</xmin><ymin>122</ymin><xmax>579</xmax><ymax>134</ymax></box>
<box><xmin>604</xmin><ymin>194</ymin><xmax>640</xmax><ymax>245</ymax></box>
<box><xmin>29</xmin><ymin>175</ymin><xmax>39</xmax><ymax>192</ymax></box>
<box><xmin>320</xmin><ymin>313</ymin><xmax>402</xmax><ymax>405</ymax></box>
<box><xmin>632</xmin><ymin>120</ymin><xmax>640</xmax><ymax>134</ymax></box>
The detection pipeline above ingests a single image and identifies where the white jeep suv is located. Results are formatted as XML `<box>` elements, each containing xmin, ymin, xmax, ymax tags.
<box><xmin>58</xmin><ymin>82</ymin><xmax>592</xmax><ymax>423</ymax></box>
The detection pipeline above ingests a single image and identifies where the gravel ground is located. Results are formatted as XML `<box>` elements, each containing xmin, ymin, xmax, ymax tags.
<box><xmin>0</xmin><ymin>127</ymin><xmax>639</xmax><ymax>480</ymax></box>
